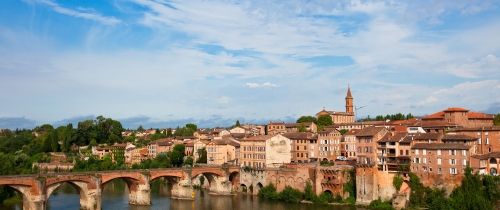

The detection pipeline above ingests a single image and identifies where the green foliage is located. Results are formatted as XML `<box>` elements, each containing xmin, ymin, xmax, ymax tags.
<box><xmin>343</xmin><ymin>169</ymin><xmax>356</xmax><ymax>203</ymax></box>
<box><xmin>368</xmin><ymin>199</ymin><xmax>394</xmax><ymax>210</ymax></box>
<box><xmin>279</xmin><ymin>186</ymin><xmax>303</xmax><ymax>203</ymax></box>
<box><xmin>199</xmin><ymin>176</ymin><xmax>205</xmax><ymax>186</ymax></box>
<box><xmin>494</xmin><ymin>114</ymin><xmax>500</xmax><ymax>126</ymax></box>
<box><xmin>298</xmin><ymin>124</ymin><xmax>307</xmax><ymax>132</ymax></box>
<box><xmin>166</xmin><ymin>128</ymin><xmax>173</xmax><ymax>137</ymax></box>
<box><xmin>258</xmin><ymin>184</ymin><xmax>280</xmax><ymax>200</ymax></box>
<box><xmin>169</xmin><ymin>144</ymin><xmax>185</xmax><ymax>167</ymax></box>
<box><xmin>339</xmin><ymin>129</ymin><xmax>349</xmax><ymax>135</ymax></box>
<box><xmin>317</xmin><ymin>115</ymin><xmax>333</xmax><ymax>126</ymax></box>
<box><xmin>297</xmin><ymin>116</ymin><xmax>317</xmax><ymax>123</ymax></box>
<box><xmin>393</xmin><ymin>175</ymin><xmax>403</xmax><ymax>191</ymax></box>
<box><xmin>73</xmin><ymin>156</ymin><xmax>127</xmax><ymax>171</ymax></box>
<box><xmin>235</xmin><ymin>120</ymin><xmax>241</xmax><ymax>127</ymax></box>
<box><xmin>184</xmin><ymin>156</ymin><xmax>194</xmax><ymax>166</ymax></box>
<box><xmin>196</xmin><ymin>148</ymin><xmax>207</xmax><ymax>163</ymax></box>
<box><xmin>303</xmin><ymin>182</ymin><xmax>315</xmax><ymax>201</ymax></box>
<box><xmin>137</xmin><ymin>125</ymin><xmax>145</xmax><ymax>132</ymax></box>
<box><xmin>360</xmin><ymin>113</ymin><xmax>414</xmax><ymax>122</ymax></box>
<box><xmin>174</xmin><ymin>124</ymin><xmax>198</xmax><ymax>136</ymax></box>
<box><xmin>407</xmin><ymin>168</ymin><xmax>500</xmax><ymax>210</ymax></box>
<box><xmin>73</xmin><ymin>116</ymin><xmax>124</xmax><ymax>146</ymax></box>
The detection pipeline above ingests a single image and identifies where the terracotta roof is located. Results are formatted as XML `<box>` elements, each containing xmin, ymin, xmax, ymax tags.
<box><xmin>442</xmin><ymin>134</ymin><xmax>477</xmax><ymax>141</ymax></box>
<box><xmin>268</xmin><ymin>121</ymin><xmax>285</xmax><ymax>125</ymax></box>
<box><xmin>378</xmin><ymin>132</ymin><xmax>408</xmax><ymax>143</ymax></box>
<box><xmin>210</xmin><ymin>137</ymin><xmax>240</xmax><ymax>147</ymax></box>
<box><xmin>401</xmin><ymin>136</ymin><xmax>413</xmax><ymax>144</ymax></box>
<box><xmin>184</xmin><ymin>140</ymin><xmax>194</xmax><ymax>147</ymax></box>
<box><xmin>319</xmin><ymin>128</ymin><xmax>340</xmax><ymax>135</ymax></box>
<box><xmin>284</xmin><ymin>122</ymin><xmax>314</xmax><ymax>128</ymax></box>
<box><xmin>423</xmin><ymin>108</ymin><xmax>493</xmax><ymax>120</ymax></box>
<box><xmin>283</xmin><ymin>132</ymin><xmax>316</xmax><ymax>140</ymax></box>
<box><xmin>468</xmin><ymin>112</ymin><xmax>494</xmax><ymax>119</ymax></box>
<box><xmin>472</xmin><ymin>152</ymin><xmax>500</xmax><ymax>160</ymax></box>
<box><xmin>444</xmin><ymin>107</ymin><xmax>469</xmax><ymax>112</ymax></box>
<box><xmin>341</xmin><ymin>129</ymin><xmax>360</xmax><ymax>136</ymax></box>
<box><xmin>355</xmin><ymin>126</ymin><xmax>386</xmax><ymax>137</ymax></box>
<box><xmin>414</xmin><ymin>133</ymin><xmax>441</xmax><ymax>140</ymax></box>
<box><xmin>412</xmin><ymin>143</ymin><xmax>470</xmax><ymax>150</ymax></box>
<box><xmin>242</xmin><ymin>135</ymin><xmax>273</xmax><ymax>141</ymax></box>
<box><xmin>420</xmin><ymin>121</ymin><xmax>458</xmax><ymax>127</ymax></box>
<box><xmin>230</xmin><ymin>133</ymin><xmax>246</xmax><ymax>139</ymax></box>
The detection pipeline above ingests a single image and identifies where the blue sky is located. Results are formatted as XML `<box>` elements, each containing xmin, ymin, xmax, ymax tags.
<box><xmin>1</xmin><ymin>0</ymin><xmax>500</xmax><ymax>128</ymax></box>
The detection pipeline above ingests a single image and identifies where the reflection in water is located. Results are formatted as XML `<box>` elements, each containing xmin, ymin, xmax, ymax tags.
<box><xmin>2</xmin><ymin>179</ymin><xmax>361</xmax><ymax>210</ymax></box>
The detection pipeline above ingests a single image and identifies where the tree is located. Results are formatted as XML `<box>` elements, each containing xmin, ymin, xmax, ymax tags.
<box><xmin>166</xmin><ymin>128</ymin><xmax>173</xmax><ymax>137</ymax></box>
<box><xmin>494</xmin><ymin>114</ymin><xmax>500</xmax><ymax>126</ymax></box>
<box><xmin>169</xmin><ymin>144</ymin><xmax>186</xmax><ymax>167</ymax></box>
<box><xmin>339</xmin><ymin>129</ymin><xmax>349</xmax><ymax>135</ymax></box>
<box><xmin>137</xmin><ymin>125</ymin><xmax>145</xmax><ymax>132</ymax></box>
<box><xmin>235</xmin><ymin>120</ymin><xmax>241</xmax><ymax>127</ymax></box>
<box><xmin>196</xmin><ymin>148</ymin><xmax>207</xmax><ymax>163</ymax></box>
<box><xmin>296</xmin><ymin>116</ymin><xmax>317</xmax><ymax>123</ymax></box>
<box><xmin>317</xmin><ymin>115</ymin><xmax>333</xmax><ymax>127</ymax></box>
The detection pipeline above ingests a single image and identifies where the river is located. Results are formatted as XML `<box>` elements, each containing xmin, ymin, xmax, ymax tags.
<box><xmin>1</xmin><ymin>179</ymin><xmax>362</xmax><ymax>210</ymax></box>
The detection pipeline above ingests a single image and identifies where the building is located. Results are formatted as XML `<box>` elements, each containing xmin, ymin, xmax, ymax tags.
<box><xmin>411</xmin><ymin>143</ymin><xmax>472</xmax><ymax>177</ymax></box>
<box><xmin>193</xmin><ymin>139</ymin><xmax>209</xmax><ymax>162</ymax></box>
<box><xmin>283</xmin><ymin>132</ymin><xmax>317</xmax><ymax>163</ymax></box>
<box><xmin>91</xmin><ymin>143</ymin><xmax>126</xmax><ymax>163</ymax></box>
<box><xmin>377</xmin><ymin>132</ymin><xmax>411</xmax><ymax>172</ymax></box>
<box><xmin>147</xmin><ymin>138</ymin><xmax>177</xmax><ymax>158</ymax></box>
<box><xmin>229</xmin><ymin>126</ymin><xmax>246</xmax><ymax>134</ymax></box>
<box><xmin>124</xmin><ymin>144</ymin><xmax>149</xmax><ymax>166</ymax></box>
<box><xmin>471</xmin><ymin>152</ymin><xmax>500</xmax><ymax>175</ymax></box>
<box><xmin>342</xmin><ymin>129</ymin><xmax>360</xmax><ymax>160</ymax></box>
<box><xmin>240</xmin><ymin>134</ymin><xmax>292</xmax><ymax>168</ymax></box>
<box><xmin>356</xmin><ymin>127</ymin><xmax>389</xmax><ymax>166</ymax></box>
<box><xmin>451</xmin><ymin>126</ymin><xmax>500</xmax><ymax>155</ymax></box>
<box><xmin>266</xmin><ymin>122</ymin><xmax>287</xmax><ymax>135</ymax></box>
<box><xmin>317</xmin><ymin>128</ymin><xmax>342</xmax><ymax>161</ymax></box>
<box><xmin>422</xmin><ymin>107</ymin><xmax>494</xmax><ymax>128</ymax></box>
<box><xmin>284</xmin><ymin>122</ymin><xmax>318</xmax><ymax>133</ymax></box>
<box><xmin>206</xmin><ymin>137</ymin><xmax>240</xmax><ymax>165</ymax></box>
<box><xmin>241</xmin><ymin>124</ymin><xmax>266</xmax><ymax>136</ymax></box>
<box><xmin>316</xmin><ymin>86</ymin><xmax>355</xmax><ymax>124</ymax></box>
<box><xmin>184</xmin><ymin>140</ymin><xmax>194</xmax><ymax>156</ymax></box>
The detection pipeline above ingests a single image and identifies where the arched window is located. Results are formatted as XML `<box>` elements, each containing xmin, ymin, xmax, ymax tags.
<box><xmin>490</xmin><ymin>158</ymin><xmax>497</xmax><ymax>164</ymax></box>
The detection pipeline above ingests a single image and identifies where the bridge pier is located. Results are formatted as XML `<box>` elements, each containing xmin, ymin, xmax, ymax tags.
<box><xmin>23</xmin><ymin>196</ymin><xmax>45</xmax><ymax>210</ymax></box>
<box><xmin>80</xmin><ymin>186</ymin><xmax>101</xmax><ymax>210</ymax></box>
<box><xmin>171</xmin><ymin>179</ymin><xmax>194</xmax><ymax>200</ymax></box>
<box><xmin>128</xmin><ymin>182</ymin><xmax>151</xmax><ymax>205</ymax></box>
<box><xmin>208</xmin><ymin>176</ymin><xmax>232</xmax><ymax>195</ymax></box>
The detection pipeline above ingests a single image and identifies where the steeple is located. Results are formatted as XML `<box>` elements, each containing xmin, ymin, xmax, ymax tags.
<box><xmin>346</xmin><ymin>84</ymin><xmax>353</xmax><ymax>99</ymax></box>
<box><xmin>345</xmin><ymin>85</ymin><xmax>354</xmax><ymax>114</ymax></box>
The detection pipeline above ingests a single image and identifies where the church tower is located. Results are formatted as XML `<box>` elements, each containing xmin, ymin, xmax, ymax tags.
<box><xmin>345</xmin><ymin>85</ymin><xmax>354</xmax><ymax>114</ymax></box>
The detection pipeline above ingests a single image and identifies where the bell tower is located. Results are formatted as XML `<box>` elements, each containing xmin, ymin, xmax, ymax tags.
<box><xmin>345</xmin><ymin>85</ymin><xmax>354</xmax><ymax>114</ymax></box>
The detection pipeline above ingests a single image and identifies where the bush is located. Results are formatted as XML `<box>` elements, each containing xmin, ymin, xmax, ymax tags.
<box><xmin>279</xmin><ymin>186</ymin><xmax>303</xmax><ymax>203</ymax></box>
<box><xmin>258</xmin><ymin>184</ymin><xmax>280</xmax><ymax>200</ymax></box>
<box><xmin>393</xmin><ymin>175</ymin><xmax>403</xmax><ymax>191</ymax></box>
<box><xmin>368</xmin><ymin>199</ymin><xmax>394</xmax><ymax>210</ymax></box>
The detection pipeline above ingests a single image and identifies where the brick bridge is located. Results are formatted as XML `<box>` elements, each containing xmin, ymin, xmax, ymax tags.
<box><xmin>0</xmin><ymin>165</ymin><xmax>240</xmax><ymax>210</ymax></box>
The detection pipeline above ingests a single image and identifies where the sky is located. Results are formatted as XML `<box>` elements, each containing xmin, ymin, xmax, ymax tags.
<box><xmin>1</xmin><ymin>0</ymin><xmax>500</xmax><ymax>129</ymax></box>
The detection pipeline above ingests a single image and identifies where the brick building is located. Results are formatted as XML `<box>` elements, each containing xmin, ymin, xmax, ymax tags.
<box><xmin>317</xmin><ymin>128</ymin><xmax>342</xmax><ymax>161</ymax></box>
<box><xmin>283</xmin><ymin>132</ymin><xmax>317</xmax><ymax>163</ymax></box>
<box><xmin>356</xmin><ymin>127</ymin><xmax>389</xmax><ymax>166</ymax></box>
<box><xmin>422</xmin><ymin>107</ymin><xmax>494</xmax><ymax>128</ymax></box>
<box><xmin>240</xmin><ymin>134</ymin><xmax>292</xmax><ymax>168</ymax></box>
<box><xmin>316</xmin><ymin>86</ymin><xmax>355</xmax><ymax>124</ymax></box>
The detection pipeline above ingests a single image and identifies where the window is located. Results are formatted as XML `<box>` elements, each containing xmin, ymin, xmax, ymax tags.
<box><xmin>462</xmin><ymin>150</ymin><xmax>467</xmax><ymax>156</ymax></box>
<box><xmin>438</xmin><ymin>167</ymin><xmax>442</xmax><ymax>174</ymax></box>
<box><xmin>437</xmin><ymin>149</ymin><xmax>441</xmax><ymax>156</ymax></box>
<box><xmin>463</xmin><ymin>159</ymin><xmax>467</xmax><ymax>166</ymax></box>
<box><xmin>486</xmin><ymin>138</ymin><xmax>490</xmax><ymax>145</ymax></box>
<box><xmin>437</xmin><ymin>158</ymin><xmax>442</xmax><ymax>165</ymax></box>
<box><xmin>450</xmin><ymin>150</ymin><xmax>456</xmax><ymax>155</ymax></box>
<box><xmin>423</xmin><ymin>158</ymin><xmax>427</xmax><ymax>164</ymax></box>
<box><xmin>450</xmin><ymin>159</ymin><xmax>456</xmax><ymax>165</ymax></box>
<box><xmin>423</xmin><ymin>149</ymin><xmax>427</xmax><ymax>155</ymax></box>
<box><xmin>450</xmin><ymin>168</ymin><xmax>457</xmax><ymax>175</ymax></box>
<box><xmin>415</xmin><ymin>149</ymin><xmax>419</xmax><ymax>155</ymax></box>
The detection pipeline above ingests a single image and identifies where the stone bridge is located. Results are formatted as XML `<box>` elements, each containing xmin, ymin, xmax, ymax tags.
<box><xmin>0</xmin><ymin>165</ymin><xmax>240</xmax><ymax>210</ymax></box>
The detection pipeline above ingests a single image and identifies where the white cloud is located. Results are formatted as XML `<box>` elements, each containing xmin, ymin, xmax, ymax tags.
<box><xmin>245</xmin><ymin>82</ymin><xmax>279</xmax><ymax>88</ymax></box>
<box><xmin>28</xmin><ymin>0</ymin><xmax>121</xmax><ymax>25</ymax></box>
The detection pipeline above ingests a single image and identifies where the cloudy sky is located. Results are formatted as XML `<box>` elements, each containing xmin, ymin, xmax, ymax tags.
<box><xmin>1</xmin><ymin>0</ymin><xmax>500</xmax><ymax>128</ymax></box>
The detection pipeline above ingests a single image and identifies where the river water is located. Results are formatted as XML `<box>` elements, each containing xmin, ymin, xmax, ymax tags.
<box><xmin>2</xmin><ymin>180</ymin><xmax>362</xmax><ymax>210</ymax></box>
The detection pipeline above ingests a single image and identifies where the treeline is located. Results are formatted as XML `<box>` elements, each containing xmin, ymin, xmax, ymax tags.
<box><xmin>360</xmin><ymin>113</ymin><xmax>414</xmax><ymax>122</ymax></box>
